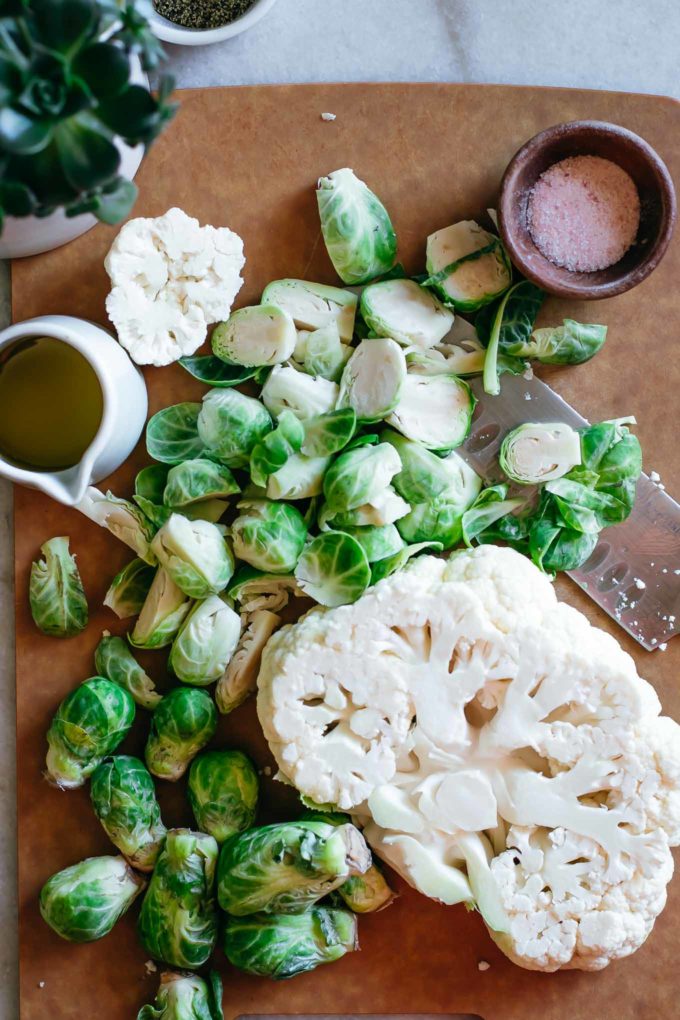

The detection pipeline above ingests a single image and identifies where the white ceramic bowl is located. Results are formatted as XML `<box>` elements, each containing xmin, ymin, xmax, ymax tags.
<box><xmin>146</xmin><ymin>0</ymin><xmax>278</xmax><ymax>45</ymax></box>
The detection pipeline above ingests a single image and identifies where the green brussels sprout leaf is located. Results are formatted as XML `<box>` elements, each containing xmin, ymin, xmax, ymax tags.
<box><xmin>29</xmin><ymin>536</ymin><xmax>88</xmax><ymax>637</ymax></box>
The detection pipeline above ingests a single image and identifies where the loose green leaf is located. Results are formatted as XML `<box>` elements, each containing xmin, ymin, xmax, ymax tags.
<box><xmin>295</xmin><ymin>532</ymin><xmax>371</xmax><ymax>607</ymax></box>
<box><xmin>147</xmin><ymin>403</ymin><xmax>204</xmax><ymax>465</ymax></box>
<box><xmin>29</xmin><ymin>536</ymin><xmax>88</xmax><ymax>637</ymax></box>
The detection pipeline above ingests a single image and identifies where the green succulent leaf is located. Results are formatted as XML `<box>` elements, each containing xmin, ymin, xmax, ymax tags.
<box><xmin>0</xmin><ymin>106</ymin><xmax>53</xmax><ymax>155</ymax></box>
<box><xmin>73</xmin><ymin>41</ymin><xmax>130</xmax><ymax>99</ymax></box>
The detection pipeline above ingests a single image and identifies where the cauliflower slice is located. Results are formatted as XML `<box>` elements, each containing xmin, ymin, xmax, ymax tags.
<box><xmin>257</xmin><ymin>544</ymin><xmax>680</xmax><ymax>971</ymax></box>
<box><xmin>105</xmin><ymin>207</ymin><xmax>245</xmax><ymax>366</ymax></box>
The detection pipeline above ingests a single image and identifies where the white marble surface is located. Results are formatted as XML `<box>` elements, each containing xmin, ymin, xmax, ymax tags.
<box><xmin>2</xmin><ymin>0</ymin><xmax>680</xmax><ymax>1014</ymax></box>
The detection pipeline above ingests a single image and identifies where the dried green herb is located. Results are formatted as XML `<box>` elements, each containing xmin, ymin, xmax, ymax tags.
<box><xmin>154</xmin><ymin>0</ymin><xmax>255</xmax><ymax>29</ymax></box>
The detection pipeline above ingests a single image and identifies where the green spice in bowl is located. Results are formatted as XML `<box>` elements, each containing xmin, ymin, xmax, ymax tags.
<box><xmin>148</xmin><ymin>0</ymin><xmax>278</xmax><ymax>43</ymax></box>
<box><xmin>154</xmin><ymin>0</ymin><xmax>253</xmax><ymax>30</ymax></box>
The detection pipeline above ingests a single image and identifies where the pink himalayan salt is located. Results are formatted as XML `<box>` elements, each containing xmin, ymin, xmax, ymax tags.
<box><xmin>527</xmin><ymin>155</ymin><xmax>640</xmax><ymax>273</ymax></box>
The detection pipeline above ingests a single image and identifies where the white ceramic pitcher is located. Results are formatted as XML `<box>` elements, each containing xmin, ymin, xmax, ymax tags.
<box><xmin>0</xmin><ymin>315</ymin><xmax>148</xmax><ymax>505</ymax></box>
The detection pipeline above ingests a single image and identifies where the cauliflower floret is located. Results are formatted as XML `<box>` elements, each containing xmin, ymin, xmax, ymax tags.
<box><xmin>257</xmin><ymin>545</ymin><xmax>680</xmax><ymax>972</ymax></box>
<box><xmin>105</xmin><ymin>207</ymin><xmax>245</xmax><ymax>366</ymax></box>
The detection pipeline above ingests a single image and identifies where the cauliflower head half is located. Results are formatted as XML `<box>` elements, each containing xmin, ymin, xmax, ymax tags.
<box><xmin>257</xmin><ymin>545</ymin><xmax>680</xmax><ymax>972</ymax></box>
<box><xmin>105</xmin><ymin>207</ymin><xmax>245</xmax><ymax>366</ymax></box>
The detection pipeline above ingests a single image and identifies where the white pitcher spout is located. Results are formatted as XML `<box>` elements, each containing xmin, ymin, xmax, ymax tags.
<box><xmin>36</xmin><ymin>460</ymin><xmax>95</xmax><ymax>506</ymax></box>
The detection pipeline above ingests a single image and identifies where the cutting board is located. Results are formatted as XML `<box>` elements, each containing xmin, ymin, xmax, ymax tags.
<box><xmin>11</xmin><ymin>84</ymin><xmax>680</xmax><ymax>1020</ymax></box>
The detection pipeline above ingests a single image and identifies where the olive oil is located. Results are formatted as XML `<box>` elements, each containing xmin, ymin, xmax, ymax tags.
<box><xmin>0</xmin><ymin>336</ymin><xmax>103</xmax><ymax>470</ymax></box>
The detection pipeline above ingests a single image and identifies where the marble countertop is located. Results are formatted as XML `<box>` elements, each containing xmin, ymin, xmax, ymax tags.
<box><xmin>2</xmin><ymin>0</ymin><xmax>679</xmax><ymax>1012</ymax></box>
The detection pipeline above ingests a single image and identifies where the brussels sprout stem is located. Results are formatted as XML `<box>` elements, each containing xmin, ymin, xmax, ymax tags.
<box><xmin>483</xmin><ymin>282</ymin><xmax>520</xmax><ymax>396</ymax></box>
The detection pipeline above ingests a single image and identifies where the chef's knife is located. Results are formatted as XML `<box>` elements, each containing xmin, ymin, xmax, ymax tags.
<box><xmin>458</xmin><ymin>373</ymin><xmax>680</xmax><ymax>651</ymax></box>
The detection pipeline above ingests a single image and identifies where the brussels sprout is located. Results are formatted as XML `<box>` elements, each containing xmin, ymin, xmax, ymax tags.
<box><xmin>231</xmin><ymin>499</ymin><xmax>307</xmax><ymax>573</ymax></box>
<box><xmin>338</xmin><ymin>338</ymin><xmax>406</xmax><ymax>422</ymax></box>
<box><xmin>507</xmin><ymin>318</ymin><xmax>607</xmax><ymax>365</ymax></box>
<box><xmin>361</xmin><ymin>279</ymin><xmax>454</xmax><ymax>349</ymax></box>
<box><xmin>227</xmin><ymin>566</ymin><xmax>304</xmax><ymax>613</ymax></box>
<box><xmin>480</xmin><ymin>281</ymin><xmax>542</xmax><ymax>396</ymax></box>
<box><xmin>499</xmin><ymin>422</ymin><xmax>582</xmax><ymax>485</ymax></box>
<box><xmin>95</xmin><ymin>632</ymin><xmax>161</xmax><ymax>710</ymax></box>
<box><xmin>217</xmin><ymin>819</ymin><xmax>371</xmax><ymax>915</ymax></box>
<box><xmin>76</xmin><ymin>487</ymin><xmax>156</xmax><ymax>564</ymax></box>
<box><xmin>576</xmin><ymin>418</ymin><xmax>642</xmax><ymax>521</ymax></box>
<box><xmin>152</xmin><ymin>515</ymin><xmax>234</xmax><ymax>599</ymax></box>
<box><xmin>266</xmin><ymin>453</ymin><xmax>332</xmax><ymax>501</ymax></box>
<box><xmin>302</xmin><ymin>323</ymin><xmax>352</xmax><ymax>382</ymax></box>
<box><xmin>40</xmin><ymin>855</ymin><xmax>145</xmax><ymax>943</ymax></box>
<box><xmin>136</xmin><ymin>465</ymin><xmax>171</xmax><ymax>504</ymax></box>
<box><xmin>46</xmin><ymin>677</ymin><xmax>136</xmax><ymax>789</ymax></box>
<box><xmin>261</xmin><ymin>279</ymin><xmax>357</xmax><ymax>341</ymax></box>
<box><xmin>212</xmin><ymin>305</ymin><xmax>297</xmax><ymax>367</ymax></box>
<box><xmin>138</xmin><ymin>829</ymin><xmax>219</xmax><ymax>969</ymax></box>
<box><xmin>215</xmin><ymin>610</ymin><xmax>281</xmax><ymax>714</ymax></box>
<box><xmin>317</xmin><ymin>168</ymin><xmax>397</xmax><ymax>285</ymax></box>
<box><xmin>180</xmin><ymin>353</ymin><xmax>263</xmax><ymax>388</ymax></box>
<box><xmin>424</xmin><ymin>220</ymin><xmax>511</xmax><ymax>311</ymax></box>
<box><xmin>90</xmin><ymin>756</ymin><xmax>167</xmax><ymax>871</ymax></box>
<box><xmin>133</xmin><ymin>496</ymin><xmax>173</xmax><ymax>531</ymax></box>
<box><xmin>163</xmin><ymin>460</ymin><xmax>239</xmax><ymax>508</ymax></box>
<box><xmin>130</xmin><ymin>568</ymin><xmax>193</xmax><ymax>650</ymax></box>
<box><xmin>147</xmin><ymin>403</ymin><xmax>205</xmax><ymax>464</ymax></box>
<box><xmin>529</xmin><ymin>509</ymin><xmax>599</xmax><ymax>573</ymax></box>
<box><xmin>396</xmin><ymin>502</ymin><xmax>465</xmax><ymax>548</ymax></box>
<box><xmin>294</xmin><ymin>531</ymin><xmax>371</xmax><ymax>607</ymax></box>
<box><xmin>138</xmin><ymin>971</ymin><xmax>223</xmax><ymax>1020</ymax></box>
<box><xmin>261</xmin><ymin>365</ymin><xmax>339</xmax><ymax>420</ymax></box>
<box><xmin>249</xmin><ymin>410</ymin><xmax>305</xmax><ymax>488</ymax></box>
<box><xmin>104</xmin><ymin>557</ymin><xmax>156</xmax><ymax>620</ymax></box>
<box><xmin>321</xmin><ymin>485</ymin><xmax>410</xmax><ymax>530</ymax></box>
<box><xmin>340</xmin><ymin>523</ymin><xmax>404</xmax><ymax>563</ymax></box>
<box><xmin>169</xmin><ymin>596</ymin><xmax>242</xmax><ymax>686</ymax></box>
<box><xmin>29</xmin><ymin>536</ymin><xmax>88</xmax><ymax>638</ymax></box>
<box><xmin>301</xmin><ymin>408</ymin><xmax>356</xmax><ymax>458</ymax></box>
<box><xmin>197</xmin><ymin>389</ymin><xmax>272</xmax><ymax>468</ymax></box>
<box><xmin>384</xmin><ymin>431</ymin><xmax>482</xmax><ymax>506</ymax></box>
<box><xmin>145</xmin><ymin>688</ymin><xmax>217</xmax><ymax>782</ymax></box>
<box><xmin>188</xmin><ymin>750</ymin><xmax>259</xmax><ymax>843</ymax></box>
<box><xmin>323</xmin><ymin>442</ymin><xmax>401</xmax><ymax>513</ymax></box>
<box><xmin>137</xmin><ymin>971</ymin><xmax>224</xmax><ymax>1020</ymax></box>
<box><xmin>461</xmin><ymin>484</ymin><xmax>524</xmax><ymax>546</ymax></box>
<box><xmin>370</xmin><ymin>540</ymin><xmax>441</xmax><ymax>583</ymax></box>
<box><xmin>223</xmin><ymin>906</ymin><xmax>358</xmax><ymax>980</ymax></box>
<box><xmin>387</xmin><ymin>373</ymin><xmax>475</xmax><ymax>451</ymax></box>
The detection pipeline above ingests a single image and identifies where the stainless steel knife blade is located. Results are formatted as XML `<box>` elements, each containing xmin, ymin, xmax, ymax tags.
<box><xmin>458</xmin><ymin>373</ymin><xmax>680</xmax><ymax>650</ymax></box>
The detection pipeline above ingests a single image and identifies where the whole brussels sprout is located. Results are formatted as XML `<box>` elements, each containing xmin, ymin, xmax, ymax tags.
<box><xmin>145</xmin><ymin>687</ymin><xmax>217</xmax><ymax>782</ymax></box>
<box><xmin>40</xmin><ymin>855</ymin><xmax>145</xmax><ymax>943</ymax></box>
<box><xmin>137</xmin><ymin>971</ymin><xmax>224</xmax><ymax>1020</ymax></box>
<box><xmin>317</xmin><ymin>168</ymin><xmax>397</xmax><ymax>285</ymax></box>
<box><xmin>46</xmin><ymin>677</ymin><xmax>136</xmax><ymax>789</ymax></box>
<box><xmin>231</xmin><ymin>500</ymin><xmax>307</xmax><ymax>573</ymax></box>
<box><xmin>29</xmin><ymin>536</ymin><xmax>88</xmax><ymax>638</ymax></box>
<box><xmin>188</xmin><ymin>750</ymin><xmax>259</xmax><ymax>843</ymax></box>
<box><xmin>197</xmin><ymin>389</ymin><xmax>272</xmax><ymax>468</ymax></box>
<box><xmin>138</xmin><ymin>829</ymin><xmax>219</xmax><ymax>970</ymax></box>
<box><xmin>169</xmin><ymin>596</ymin><xmax>242</xmax><ymax>686</ymax></box>
<box><xmin>130</xmin><ymin>567</ymin><xmax>193</xmax><ymax>651</ymax></box>
<box><xmin>217</xmin><ymin>820</ymin><xmax>371</xmax><ymax>916</ymax></box>
<box><xmin>152</xmin><ymin>514</ymin><xmax>234</xmax><ymax>599</ymax></box>
<box><xmin>95</xmin><ymin>632</ymin><xmax>161</xmax><ymax>710</ymax></box>
<box><xmin>90</xmin><ymin>756</ymin><xmax>167</xmax><ymax>871</ymax></box>
<box><xmin>223</xmin><ymin>906</ymin><xmax>358</xmax><ymax>980</ymax></box>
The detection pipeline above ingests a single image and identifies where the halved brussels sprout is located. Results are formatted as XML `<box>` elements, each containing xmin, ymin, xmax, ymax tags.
<box><xmin>387</xmin><ymin>373</ymin><xmax>475</xmax><ymax>451</ymax></box>
<box><xmin>322</xmin><ymin>442</ymin><xmax>401</xmax><ymax>513</ymax></box>
<box><xmin>130</xmin><ymin>568</ymin><xmax>193</xmax><ymax>650</ymax></box>
<box><xmin>188</xmin><ymin>750</ymin><xmax>259</xmax><ymax>843</ymax></box>
<box><xmin>261</xmin><ymin>365</ymin><xmax>338</xmax><ymax>420</ymax></box>
<box><xmin>301</xmin><ymin>408</ymin><xmax>356</xmax><ymax>458</ymax></box>
<box><xmin>212</xmin><ymin>305</ymin><xmax>297</xmax><ymax>367</ymax></box>
<box><xmin>340</xmin><ymin>524</ymin><xmax>404</xmax><ymax>563</ymax></box>
<box><xmin>249</xmin><ymin>410</ymin><xmax>305</xmax><ymax>488</ymax></box>
<box><xmin>197</xmin><ymin>389</ymin><xmax>272</xmax><ymax>468</ymax></box>
<box><xmin>321</xmin><ymin>485</ymin><xmax>410</xmax><ymax>530</ymax></box>
<box><xmin>227</xmin><ymin>566</ymin><xmax>304</xmax><ymax>613</ymax></box>
<box><xmin>217</xmin><ymin>819</ymin><xmax>371</xmax><ymax>915</ymax></box>
<box><xmin>29</xmin><ymin>536</ymin><xmax>88</xmax><ymax>638</ymax></box>
<box><xmin>137</xmin><ymin>971</ymin><xmax>224</xmax><ymax>1020</ymax></box>
<box><xmin>425</xmin><ymin>220</ymin><xmax>511</xmax><ymax>311</ymax></box>
<box><xmin>294</xmin><ymin>531</ymin><xmax>371</xmax><ymax>607</ymax></box>
<box><xmin>46</xmin><ymin>677</ymin><xmax>136</xmax><ymax>789</ymax></box>
<box><xmin>317</xmin><ymin>168</ymin><xmax>397</xmax><ymax>284</ymax></box>
<box><xmin>261</xmin><ymin>279</ymin><xmax>357</xmax><ymax>340</ymax></box>
<box><xmin>169</xmin><ymin>596</ymin><xmax>242</xmax><ymax>686</ymax></box>
<box><xmin>145</xmin><ymin>688</ymin><xmax>217</xmax><ymax>782</ymax></box>
<box><xmin>231</xmin><ymin>499</ymin><xmax>307</xmax><ymax>573</ymax></box>
<box><xmin>137</xmin><ymin>829</ymin><xmax>218</xmax><ymax>970</ymax></box>
<box><xmin>163</xmin><ymin>459</ymin><xmax>239</xmax><ymax>508</ymax></box>
<box><xmin>338</xmin><ymin>338</ymin><xmax>406</xmax><ymax>422</ymax></box>
<box><xmin>215</xmin><ymin>609</ymin><xmax>281</xmax><ymax>714</ymax></box>
<box><xmin>302</xmin><ymin>323</ymin><xmax>352</xmax><ymax>382</ymax></box>
<box><xmin>90</xmin><ymin>756</ymin><xmax>167</xmax><ymax>871</ymax></box>
<box><xmin>104</xmin><ymin>558</ymin><xmax>156</xmax><ymax>620</ymax></box>
<box><xmin>499</xmin><ymin>422</ymin><xmax>582</xmax><ymax>485</ymax></box>
<box><xmin>266</xmin><ymin>453</ymin><xmax>331</xmax><ymax>501</ymax></box>
<box><xmin>95</xmin><ymin>632</ymin><xmax>161</xmax><ymax>709</ymax></box>
<box><xmin>40</xmin><ymin>855</ymin><xmax>145</xmax><ymax>943</ymax></box>
<box><xmin>146</xmin><ymin>403</ymin><xmax>205</xmax><ymax>465</ymax></box>
<box><xmin>361</xmin><ymin>279</ymin><xmax>454</xmax><ymax>349</ymax></box>
<box><xmin>136</xmin><ymin>464</ymin><xmax>171</xmax><ymax>504</ymax></box>
<box><xmin>76</xmin><ymin>487</ymin><xmax>156</xmax><ymax>564</ymax></box>
<box><xmin>223</xmin><ymin>906</ymin><xmax>358</xmax><ymax>980</ymax></box>
<box><xmin>151</xmin><ymin>515</ymin><xmax>234</xmax><ymax>599</ymax></box>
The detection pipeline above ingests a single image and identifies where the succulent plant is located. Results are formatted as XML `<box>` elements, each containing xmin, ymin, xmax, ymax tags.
<box><xmin>0</xmin><ymin>0</ymin><xmax>176</xmax><ymax>230</ymax></box>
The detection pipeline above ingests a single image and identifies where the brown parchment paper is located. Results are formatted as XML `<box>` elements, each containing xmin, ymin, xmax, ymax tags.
<box><xmin>11</xmin><ymin>84</ymin><xmax>680</xmax><ymax>1020</ymax></box>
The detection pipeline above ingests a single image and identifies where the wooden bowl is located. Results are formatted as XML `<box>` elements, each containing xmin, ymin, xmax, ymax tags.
<box><xmin>498</xmin><ymin>120</ymin><xmax>677</xmax><ymax>299</ymax></box>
